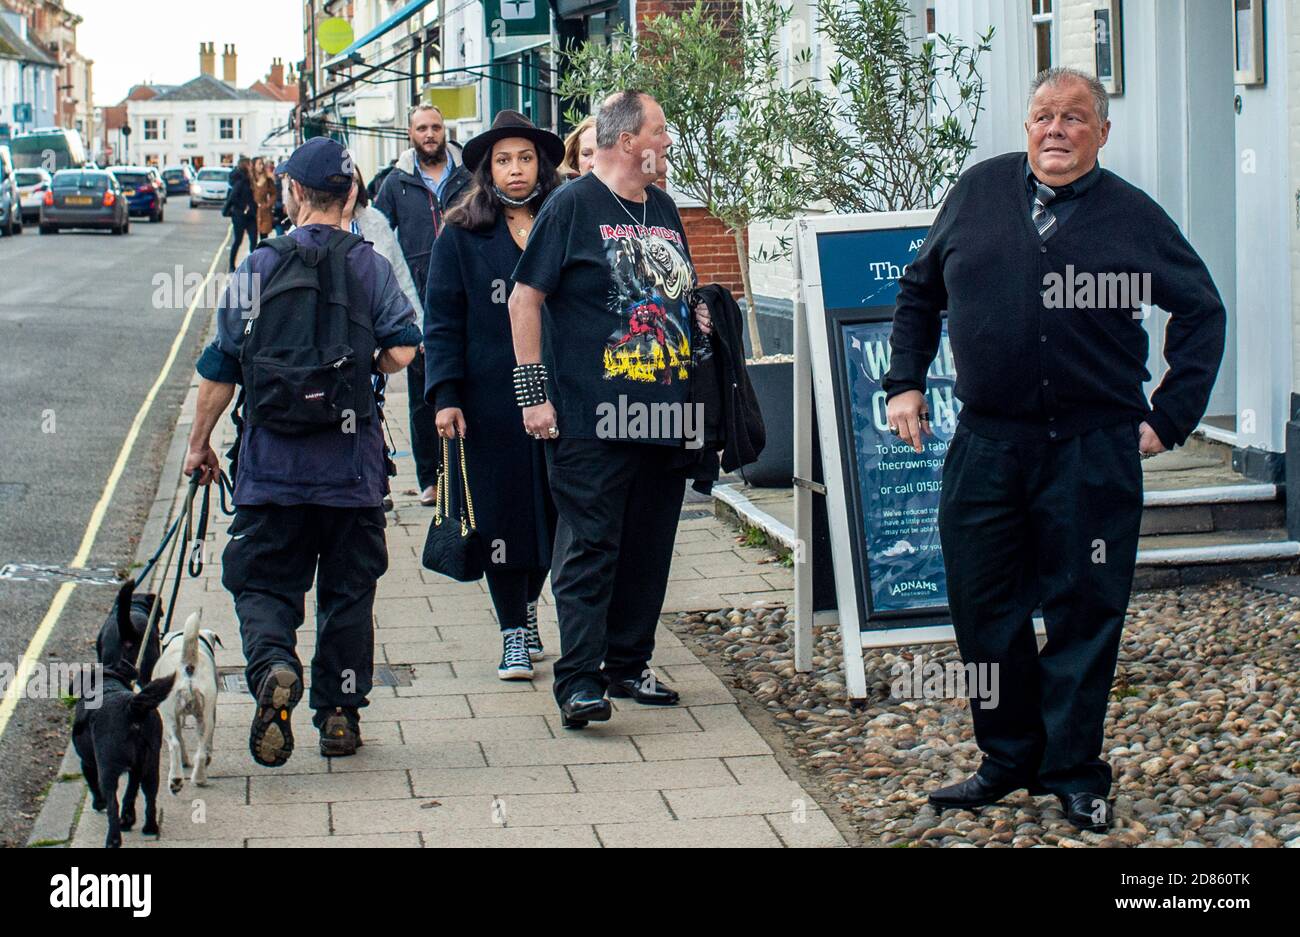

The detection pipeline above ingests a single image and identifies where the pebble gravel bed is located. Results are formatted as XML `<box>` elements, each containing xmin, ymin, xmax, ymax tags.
<box><xmin>672</xmin><ymin>579</ymin><xmax>1300</xmax><ymax>847</ymax></box>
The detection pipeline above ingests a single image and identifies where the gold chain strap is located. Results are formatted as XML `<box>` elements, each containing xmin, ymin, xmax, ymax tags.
<box><xmin>457</xmin><ymin>436</ymin><xmax>477</xmax><ymax>532</ymax></box>
<box><xmin>434</xmin><ymin>437</ymin><xmax>449</xmax><ymax>527</ymax></box>
<box><xmin>435</xmin><ymin>436</ymin><xmax>476</xmax><ymax>534</ymax></box>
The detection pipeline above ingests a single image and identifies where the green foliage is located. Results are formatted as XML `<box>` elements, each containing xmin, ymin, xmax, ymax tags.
<box><xmin>800</xmin><ymin>0</ymin><xmax>994</xmax><ymax>213</ymax></box>
<box><xmin>556</xmin><ymin>0</ymin><xmax>992</xmax><ymax>352</ymax></box>
<box><xmin>557</xmin><ymin>0</ymin><xmax>814</xmax><ymax>357</ymax></box>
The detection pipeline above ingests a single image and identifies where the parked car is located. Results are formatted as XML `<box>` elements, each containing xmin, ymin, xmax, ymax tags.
<box><xmin>15</xmin><ymin>167</ymin><xmax>52</xmax><ymax>223</ymax></box>
<box><xmin>191</xmin><ymin>166</ymin><xmax>232</xmax><ymax>208</ymax></box>
<box><xmin>108</xmin><ymin>165</ymin><xmax>165</xmax><ymax>222</ymax></box>
<box><xmin>40</xmin><ymin>169</ymin><xmax>130</xmax><ymax>235</ymax></box>
<box><xmin>0</xmin><ymin>145</ymin><xmax>24</xmax><ymax>236</ymax></box>
<box><xmin>161</xmin><ymin>164</ymin><xmax>196</xmax><ymax>196</ymax></box>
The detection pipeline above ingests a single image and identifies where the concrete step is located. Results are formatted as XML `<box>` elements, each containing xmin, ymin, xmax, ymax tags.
<box><xmin>713</xmin><ymin>483</ymin><xmax>1298</xmax><ymax>592</ymax></box>
<box><xmin>1140</xmin><ymin>482</ymin><xmax>1283</xmax><ymax>535</ymax></box>
<box><xmin>1134</xmin><ymin>528</ymin><xmax>1300</xmax><ymax>590</ymax></box>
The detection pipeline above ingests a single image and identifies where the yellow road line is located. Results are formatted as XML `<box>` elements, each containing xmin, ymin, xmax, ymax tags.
<box><xmin>0</xmin><ymin>226</ymin><xmax>233</xmax><ymax>740</ymax></box>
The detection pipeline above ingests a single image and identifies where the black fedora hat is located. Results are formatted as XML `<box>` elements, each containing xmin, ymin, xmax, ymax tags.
<box><xmin>462</xmin><ymin>109</ymin><xmax>566</xmax><ymax>173</ymax></box>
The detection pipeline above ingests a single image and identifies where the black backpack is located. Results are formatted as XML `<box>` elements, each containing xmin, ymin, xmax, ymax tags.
<box><xmin>239</xmin><ymin>229</ymin><xmax>377</xmax><ymax>436</ymax></box>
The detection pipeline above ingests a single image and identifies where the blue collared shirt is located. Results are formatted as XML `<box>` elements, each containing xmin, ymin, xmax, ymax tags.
<box><xmin>418</xmin><ymin>148</ymin><xmax>458</xmax><ymax>203</ymax></box>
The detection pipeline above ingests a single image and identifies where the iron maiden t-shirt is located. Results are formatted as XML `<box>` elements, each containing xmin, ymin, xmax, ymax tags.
<box><xmin>512</xmin><ymin>172</ymin><xmax>697</xmax><ymax>446</ymax></box>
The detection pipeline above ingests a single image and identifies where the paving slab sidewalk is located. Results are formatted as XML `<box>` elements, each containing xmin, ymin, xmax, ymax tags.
<box><xmin>52</xmin><ymin>375</ymin><xmax>843</xmax><ymax>848</ymax></box>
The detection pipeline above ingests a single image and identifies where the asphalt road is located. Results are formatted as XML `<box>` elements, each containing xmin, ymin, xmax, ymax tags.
<box><xmin>0</xmin><ymin>202</ymin><xmax>235</xmax><ymax>845</ymax></box>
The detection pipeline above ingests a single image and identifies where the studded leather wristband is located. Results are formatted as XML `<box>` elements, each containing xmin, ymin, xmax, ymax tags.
<box><xmin>513</xmin><ymin>363</ymin><xmax>548</xmax><ymax>408</ymax></box>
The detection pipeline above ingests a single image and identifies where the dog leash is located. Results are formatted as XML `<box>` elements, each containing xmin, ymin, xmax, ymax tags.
<box><xmin>131</xmin><ymin>469</ymin><xmax>234</xmax><ymax>677</ymax></box>
<box><xmin>134</xmin><ymin>469</ymin><xmax>234</xmax><ymax>584</ymax></box>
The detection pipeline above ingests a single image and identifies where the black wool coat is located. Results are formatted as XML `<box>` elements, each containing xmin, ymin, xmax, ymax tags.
<box><xmin>422</xmin><ymin>213</ymin><xmax>556</xmax><ymax>570</ymax></box>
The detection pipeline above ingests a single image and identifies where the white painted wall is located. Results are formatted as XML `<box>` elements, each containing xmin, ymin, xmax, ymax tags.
<box><xmin>1233</xmin><ymin>0</ymin><xmax>1293</xmax><ymax>452</ymax></box>
<box><xmin>126</xmin><ymin>95</ymin><xmax>294</xmax><ymax>167</ymax></box>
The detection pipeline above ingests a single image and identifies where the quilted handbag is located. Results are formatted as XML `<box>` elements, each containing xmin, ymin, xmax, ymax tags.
<box><xmin>421</xmin><ymin>436</ymin><xmax>483</xmax><ymax>582</ymax></box>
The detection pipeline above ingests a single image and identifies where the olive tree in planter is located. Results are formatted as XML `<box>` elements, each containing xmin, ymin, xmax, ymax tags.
<box><xmin>797</xmin><ymin>0</ymin><xmax>994</xmax><ymax>214</ymax></box>
<box><xmin>556</xmin><ymin>0</ymin><xmax>815</xmax><ymax>360</ymax></box>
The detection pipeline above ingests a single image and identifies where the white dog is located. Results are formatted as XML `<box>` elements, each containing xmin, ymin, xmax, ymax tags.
<box><xmin>155</xmin><ymin>610</ymin><xmax>223</xmax><ymax>793</ymax></box>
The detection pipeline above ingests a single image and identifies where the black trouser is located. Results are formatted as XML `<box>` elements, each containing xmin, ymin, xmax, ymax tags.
<box><xmin>546</xmin><ymin>438</ymin><xmax>686</xmax><ymax>704</ymax></box>
<box><xmin>221</xmin><ymin>503</ymin><xmax>388</xmax><ymax>726</ymax></box>
<box><xmin>484</xmin><ymin>566</ymin><xmax>548</xmax><ymax>631</ymax></box>
<box><xmin>406</xmin><ymin>347</ymin><xmax>439</xmax><ymax>491</ymax></box>
<box><xmin>229</xmin><ymin>213</ymin><xmax>259</xmax><ymax>271</ymax></box>
<box><xmin>938</xmin><ymin>420</ymin><xmax>1143</xmax><ymax>797</ymax></box>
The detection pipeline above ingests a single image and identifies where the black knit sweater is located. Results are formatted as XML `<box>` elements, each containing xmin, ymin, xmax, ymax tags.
<box><xmin>882</xmin><ymin>152</ymin><xmax>1226</xmax><ymax>449</ymax></box>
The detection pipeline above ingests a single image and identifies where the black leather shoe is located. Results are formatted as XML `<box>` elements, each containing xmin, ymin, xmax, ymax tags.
<box><xmin>608</xmin><ymin>675</ymin><xmax>680</xmax><ymax>706</ymax></box>
<box><xmin>927</xmin><ymin>773</ymin><xmax>1029</xmax><ymax>810</ymax></box>
<box><xmin>560</xmin><ymin>692</ymin><xmax>612</xmax><ymax>729</ymax></box>
<box><xmin>1059</xmin><ymin>793</ymin><xmax>1111</xmax><ymax>832</ymax></box>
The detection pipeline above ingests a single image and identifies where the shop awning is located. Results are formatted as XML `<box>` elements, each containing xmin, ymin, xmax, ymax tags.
<box><xmin>325</xmin><ymin>0</ymin><xmax>435</xmax><ymax>67</ymax></box>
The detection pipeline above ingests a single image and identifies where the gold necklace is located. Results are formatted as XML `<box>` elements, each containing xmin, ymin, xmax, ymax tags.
<box><xmin>507</xmin><ymin>209</ymin><xmax>533</xmax><ymax>238</ymax></box>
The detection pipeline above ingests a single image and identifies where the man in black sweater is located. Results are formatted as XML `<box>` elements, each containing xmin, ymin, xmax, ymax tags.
<box><xmin>883</xmin><ymin>67</ymin><xmax>1225</xmax><ymax>833</ymax></box>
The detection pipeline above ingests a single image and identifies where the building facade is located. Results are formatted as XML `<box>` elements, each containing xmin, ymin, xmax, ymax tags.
<box><xmin>125</xmin><ymin>45</ymin><xmax>296</xmax><ymax>169</ymax></box>
<box><xmin>0</xmin><ymin>8</ymin><xmax>57</xmax><ymax>141</ymax></box>
<box><xmin>0</xmin><ymin>0</ymin><xmax>89</xmax><ymax>147</ymax></box>
<box><xmin>749</xmin><ymin>1</ymin><xmax>1300</xmax><ymax>511</ymax></box>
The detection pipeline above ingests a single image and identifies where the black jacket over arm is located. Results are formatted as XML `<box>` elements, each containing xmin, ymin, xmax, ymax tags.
<box><xmin>882</xmin><ymin>152</ymin><xmax>1226</xmax><ymax>450</ymax></box>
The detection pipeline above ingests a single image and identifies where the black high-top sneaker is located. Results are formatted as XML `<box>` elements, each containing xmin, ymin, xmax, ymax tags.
<box><xmin>524</xmin><ymin>601</ymin><xmax>544</xmax><ymax>661</ymax></box>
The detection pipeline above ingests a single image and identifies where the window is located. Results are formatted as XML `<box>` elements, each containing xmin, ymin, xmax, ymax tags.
<box><xmin>219</xmin><ymin>118</ymin><xmax>234</xmax><ymax>140</ymax></box>
<box><xmin>220</xmin><ymin>153</ymin><xmax>234</xmax><ymax>166</ymax></box>
<box><xmin>185</xmin><ymin>118</ymin><xmax>196</xmax><ymax>134</ymax></box>
<box><xmin>1031</xmin><ymin>0</ymin><xmax>1056</xmax><ymax>76</ymax></box>
<box><xmin>144</xmin><ymin>119</ymin><xmax>158</xmax><ymax>141</ymax></box>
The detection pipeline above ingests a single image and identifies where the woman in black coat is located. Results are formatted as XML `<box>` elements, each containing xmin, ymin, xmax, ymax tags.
<box><xmin>423</xmin><ymin>111</ymin><xmax>565</xmax><ymax>682</ymax></box>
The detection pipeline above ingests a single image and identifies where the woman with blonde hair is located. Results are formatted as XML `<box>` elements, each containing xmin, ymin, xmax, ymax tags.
<box><xmin>559</xmin><ymin>115</ymin><xmax>597</xmax><ymax>180</ymax></box>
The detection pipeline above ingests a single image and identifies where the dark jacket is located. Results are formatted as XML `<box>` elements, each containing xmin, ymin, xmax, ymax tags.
<box><xmin>224</xmin><ymin>167</ymin><xmax>257</xmax><ymax>220</ymax></box>
<box><xmin>422</xmin><ymin>213</ymin><xmax>556</xmax><ymax>570</ymax></box>
<box><xmin>675</xmin><ymin>283</ymin><xmax>766</xmax><ymax>493</ymax></box>
<box><xmin>374</xmin><ymin>144</ymin><xmax>472</xmax><ymax>294</ymax></box>
<box><xmin>883</xmin><ymin>152</ymin><xmax>1226</xmax><ymax>449</ymax></box>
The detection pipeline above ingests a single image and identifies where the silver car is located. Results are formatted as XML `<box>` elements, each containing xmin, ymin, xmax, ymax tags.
<box><xmin>191</xmin><ymin>166</ymin><xmax>232</xmax><ymax>208</ymax></box>
<box><xmin>15</xmin><ymin>167</ymin><xmax>52</xmax><ymax>223</ymax></box>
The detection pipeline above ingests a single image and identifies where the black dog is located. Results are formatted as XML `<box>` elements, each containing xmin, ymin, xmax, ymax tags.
<box><xmin>71</xmin><ymin>660</ymin><xmax>175</xmax><ymax>848</ymax></box>
<box><xmin>98</xmin><ymin>579</ymin><xmax>161</xmax><ymax>682</ymax></box>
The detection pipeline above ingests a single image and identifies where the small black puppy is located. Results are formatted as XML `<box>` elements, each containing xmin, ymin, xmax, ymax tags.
<box><xmin>72</xmin><ymin>660</ymin><xmax>175</xmax><ymax>848</ymax></box>
<box><xmin>99</xmin><ymin>579</ymin><xmax>161</xmax><ymax>682</ymax></box>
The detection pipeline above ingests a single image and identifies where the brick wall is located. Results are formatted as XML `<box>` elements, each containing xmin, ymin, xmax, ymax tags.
<box><xmin>1058</xmin><ymin>0</ymin><xmax>1097</xmax><ymax>74</ymax></box>
<box><xmin>638</xmin><ymin>0</ymin><xmax>747</xmax><ymax>295</ymax></box>
<box><xmin>680</xmin><ymin>207</ymin><xmax>746</xmax><ymax>294</ymax></box>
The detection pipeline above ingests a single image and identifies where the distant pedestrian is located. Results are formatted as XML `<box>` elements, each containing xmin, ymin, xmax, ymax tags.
<box><xmin>185</xmin><ymin>137</ymin><xmax>421</xmax><ymax>765</ymax></box>
<box><xmin>225</xmin><ymin>157</ymin><xmax>259</xmax><ymax>271</ymax></box>
<box><xmin>375</xmin><ymin>104</ymin><xmax>473</xmax><ymax>507</ymax></box>
<box><xmin>560</xmin><ymin>116</ymin><xmax>596</xmax><ymax>180</ymax></box>
<box><xmin>253</xmin><ymin>157</ymin><xmax>276</xmax><ymax>238</ymax></box>
<box><xmin>424</xmin><ymin>111</ymin><xmax>564</xmax><ymax>681</ymax></box>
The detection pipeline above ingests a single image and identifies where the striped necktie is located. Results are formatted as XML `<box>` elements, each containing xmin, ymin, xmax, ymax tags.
<box><xmin>1032</xmin><ymin>182</ymin><xmax>1058</xmax><ymax>240</ymax></box>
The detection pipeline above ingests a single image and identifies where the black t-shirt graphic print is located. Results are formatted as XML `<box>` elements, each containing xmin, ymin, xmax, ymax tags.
<box><xmin>513</xmin><ymin>171</ymin><xmax>698</xmax><ymax>446</ymax></box>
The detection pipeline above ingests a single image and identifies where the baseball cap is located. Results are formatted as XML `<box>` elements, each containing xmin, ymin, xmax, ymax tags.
<box><xmin>277</xmin><ymin>137</ymin><xmax>355</xmax><ymax>194</ymax></box>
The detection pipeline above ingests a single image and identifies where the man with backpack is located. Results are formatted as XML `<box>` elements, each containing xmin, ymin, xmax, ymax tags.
<box><xmin>184</xmin><ymin>137</ymin><xmax>421</xmax><ymax>766</ymax></box>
